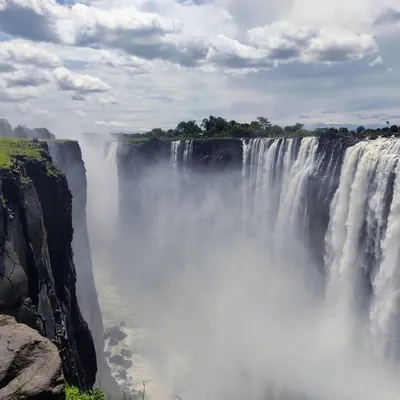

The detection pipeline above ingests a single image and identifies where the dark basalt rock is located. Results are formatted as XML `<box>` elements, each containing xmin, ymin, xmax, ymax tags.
<box><xmin>109</xmin><ymin>354</ymin><xmax>133</xmax><ymax>369</ymax></box>
<box><xmin>0</xmin><ymin>153</ymin><xmax>96</xmax><ymax>390</ymax></box>
<box><xmin>120</xmin><ymin>348</ymin><xmax>133</xmax><ymax>358</ymax></box>
<box><xmin>46</xmin><ymin>140</ymin><xmax>119</xmax><ymax>395</ymax></box>
<box><xmin>104</xmin><ymin>325</ymin><xmax>128</xmax><ymax>344</ymax></box>
<box><xmin>0</xmin><ymin>314</ymin><xmax>65</xmax><ymax>399</ymax></box>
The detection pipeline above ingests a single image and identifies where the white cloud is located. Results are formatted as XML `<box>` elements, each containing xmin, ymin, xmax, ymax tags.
<box><xmin>369</xmin><ymin>55</ymin><xmax>384</xmax><ymax>67</ymax></box>
<box><xmin>53</xmin><ymin>66</ymin><xmax>110</xmax><ymax>93</ymax></box>
<box><xmin>0</xmin><ymin>39</ymin><xmax>62</xmax><ymax>68</ymax></box>
<box><xmin>0</xmin><ymin>78</ymin><xmax>41</xmax><ymax>102</ymax></box>
<box><xmin>0</xmin><ymin>0</ymin><xmax>399</xmax><ymax>133</ymax></box>
<box><xmin>5</xmin><ymin>67</ymin><xmax>53</xmax><ymax>87</ymax></box>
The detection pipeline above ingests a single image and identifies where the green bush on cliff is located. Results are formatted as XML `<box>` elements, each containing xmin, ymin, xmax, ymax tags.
<box><xmin>66</xmin><ymin>385</ymin><xmax>105</xmax><ymax>400</ymax></box>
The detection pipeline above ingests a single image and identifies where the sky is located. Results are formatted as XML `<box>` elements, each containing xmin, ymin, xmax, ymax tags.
<box><xmin>0</xmin><ymin>0</ymin><xmax>399</xmax><ymax>136</ymax></box>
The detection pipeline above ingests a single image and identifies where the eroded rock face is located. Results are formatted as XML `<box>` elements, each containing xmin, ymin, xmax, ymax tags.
<box><xmin>46</xmin><ymin>141</ymin><xmax>120</xmax><ymax>395</ymax></box>
<box><xmin>0</xmin><ymin>152</ymin><xmax>97</xmax><ymax>390</ymax></box>
<box><xmin>0</xmin><ymin>315</ymin><xmax>65</xmax><ymax>400</ymax></box>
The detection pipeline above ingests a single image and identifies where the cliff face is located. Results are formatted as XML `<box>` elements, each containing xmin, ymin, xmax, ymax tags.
<box><xmin>117</xmin><ymin>137</ymin><xmax>242</xmax><ymax>178</ymax></box>
<box><xmin>116</xmin><ymin>135</ymin><xmax>365</xmax><ymax>274</ymax></box>
<box><xmin>46</xmin><ymin>140</ymin><xmax>119</xmax><ymax>395</ymax></box>
<box><xmin>0</xmin><ymin>140</ymin><xmax>96</xmax><ymax>389</ymax></box>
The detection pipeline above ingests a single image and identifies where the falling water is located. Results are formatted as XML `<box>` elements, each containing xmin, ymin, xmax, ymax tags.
<box><xmin>243</xmin><ymin>136</ymin><xmax>400</xmax><ymax>362</ymax></box>
<box><xmin>170</xmin><ymin>140</ymin><xmax>181</xmax><ymax>172</ymax></box>
<box><xmin>182</xmin><ymin>140</ymin><xmax>193</xmax><ymax>167</ymax></box>
<box><xmin>368</xmin><ymin>140</ymin><xmax>400</xmax><ymax>360</ymax></box>
<box><xmin>84</xmin><ymin>133</ymin><xmax>400</xmax><ymax>399</ymax></box>
<box><xmin>104</xmin><ymin>141</ymin><xmax>120</xmax><ymax>236</ymax></box>
<box><xmin>242</xmin><ymin>137</ymin><xmax>319</xmax><ymax>248</ymax></box>
<box><xmin>324</xmin><ymin>138</ymin><xmax>400</xmax><ymax>354</ymax></box>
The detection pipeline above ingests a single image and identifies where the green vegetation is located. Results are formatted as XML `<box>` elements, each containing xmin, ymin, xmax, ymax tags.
<box><xmin>0</xmin><ymin>137</ymin><xmax>61</xmax><ymax>176</ymax></box>
<box><xmin>113</xmin><ymin>116</ymin><xmax>400</xmax><ymax>141</ymax></box>
<box><xmin>65</xmin><ymin>385</ymin><xmax>138</xmax><ymax>400</ymax></box>
<box><xmin>0</xmin><ymin>138</ymin><xmax>46</xmax><ymax>169</ymax></box>
<box><xmin>66</xmin><ymin>385</ymin><xmax>105</xmax><ymax>400</ymax></box>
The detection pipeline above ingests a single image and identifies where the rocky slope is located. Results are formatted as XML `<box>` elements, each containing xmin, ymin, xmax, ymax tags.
<box><xmin>46</xmin><ymin>140</ymin><xmax>119</xmax><ymax>395</ymax></box>
<box><xmin>0</xmin><ymin>315</ymin><xmax>65</xmax><ymax>399</ymax></box>
<box><xmin>0</xmin><ymin>138</ymin><xmax>96</xmax><ymax>390</ymax></box>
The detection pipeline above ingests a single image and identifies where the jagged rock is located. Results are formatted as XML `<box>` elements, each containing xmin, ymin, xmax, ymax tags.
<box><xmin>120</xmin><ymin>348</ymin><xmax>133</xmax><ymax>358</ymax></box>
<box><xmin>104</xmin><ymin>326</ymin><xmax>127</xmax><ymax>344</ymax></box>
<box><xmin>0</xmin><ymin>315</ymin><xmax>65</xmax><ymax>399</ymax></box>
<box><xmin>109</xmin><ymin>355</ymin><xmax>133</xmax><ymax>369</ymax></box>
<box><xmin>116</xmin><ymin>370</ymin><xmax>128</xmax><ymax>380</ymax></box>
<box><xmin>0</xmin><ymin>141</ymin><xmax>97</xmax><ymax>390</ymax></box>
<box><xmin>46</xmin><ymin>140</ymin><xmax>119</xmax><ymax>396</ymax></box>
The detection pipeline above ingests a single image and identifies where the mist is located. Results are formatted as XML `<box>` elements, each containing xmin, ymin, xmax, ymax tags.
<box><xmin>79</xmin><ymin>135</ymin><xmax>400</xmax><ymax>400</ymax></box>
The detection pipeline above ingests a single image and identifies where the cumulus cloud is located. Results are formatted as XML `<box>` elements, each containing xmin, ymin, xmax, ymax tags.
<box><xmin>0</xmin><ymin>79</ymin><xmax>41</xmax><ymax>102</ymax></box>
<box><xmin>0</xmin><ymin>40</ymin><xmax>62</xmax><ymax>68</ymax></box>
<box><xmin>0</xmin><ymin>0</ymin><xmax>382</xmax><ymax>71</ymax></box>
<box><xmin>0</xmin><ymin>0</ymin><xmax>397</xmax><ymax>131</ymax></box>
<box><xmin>206</xmin><ymin>22</ymin><xmax>378</xmax><ymax>72</ymax></box>
<box><xmin>0</xmin><ymin>0</ymin><xmax>61</xmax><ymax>42</ymax></box>
<box><xmin>5</xmin><ymin>68</ymin><xmax>53</xmax><ymax>87</ymax></box>
<box><xmin>53</xmin><ymin>66</ymin><xmax>110</xmax><ymax>93</ymax></box>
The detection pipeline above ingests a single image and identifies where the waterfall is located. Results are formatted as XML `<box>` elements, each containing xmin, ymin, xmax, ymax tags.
<box><xmin>170</xmin><ymin>140</ymin><xmax>193</xmax><ymax>171</ymax></box>
<box><xmin>104</xmin><ymin>141</ymin><xmax>120</xmax><ymax>236</ymax></box>
<box><xmin>182</xmin><ymin>140</ymin><xmax>193</xmax><ymax>167</ymax></box>
<box><xmin>170</xmin><ymin>140</ymin><xmax>181</xmax><ymax>172</ymax></box>
<box><xmin>324</xmin><ymin>138</ymin><xmax>400</xmax><ymax>353</ymax></box>
<box><xmin>242</xmin><ymin>137</ymin><xmax>319</xmax><ymax>248</ymax></box>
<box><xmin>243</xmin><ymin>136</ymin><xmax>400</xmax><ymax>360</ymax></box>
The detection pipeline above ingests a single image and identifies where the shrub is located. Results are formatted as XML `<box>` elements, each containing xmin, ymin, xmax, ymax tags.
<box><xmin>65</xmin><ymin>385</ymin><xmax>105</xmax><ymax>400</ymax></box>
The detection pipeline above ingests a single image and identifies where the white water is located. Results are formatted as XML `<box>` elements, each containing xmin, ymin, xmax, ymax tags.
<box><xmin>170</xmin><ymin>140</ymin><xmax>181</xmax><ymax>172</ymax></box>
<box><xmin>242</xmin><ymin>137</ymin><xmax>319</xmax><ymax>251</ymax></box>
<box><xmin>324</xmin><ymin>138</ymin><xmax>400</xmax><ymax>355</ymax></box>
<box><xmin>182</xmin><ymin>140</ymin><xmax>193</xmax><ymax>167</ymax></box>
<box><xmin>81</xmin><ymin>134</ymin><xmax>400</xmax><ymax>400</ymax></box>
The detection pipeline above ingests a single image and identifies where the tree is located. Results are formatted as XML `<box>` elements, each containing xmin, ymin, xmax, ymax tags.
<box><xmin>356</xmin><ymin>126</ymin><xmax>366</xmax><ymax>134</ymax></box>
<box><xmin>338</xmin><ymin>127</ymin><xmax>349</xmax><ymax>134</ymax></box>
<box><xmin>257</xmin><ymin>116</ymin><xmax>271</xmax><ymax>130</ymax></box>
<box><xmin>390</xmin><ymin>125</ymin><xmax>399</xmax><ymax>133</ymax></box>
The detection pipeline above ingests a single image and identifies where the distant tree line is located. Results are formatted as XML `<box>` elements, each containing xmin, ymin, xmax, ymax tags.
<box><xmin>115</xmin><ymin>116</ymin><xmax>400</xmax><ymax>140</ymax></box>
<box><xmin>0</xmin><ymin>119</ymin><xmax>55</xmax><ymax>139</ymax></box>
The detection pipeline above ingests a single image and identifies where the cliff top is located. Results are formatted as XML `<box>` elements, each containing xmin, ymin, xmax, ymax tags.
<box><xmin>0</xmin><ymin>138</ymin><xmax>60</xmax><ymax>175</ymax></box>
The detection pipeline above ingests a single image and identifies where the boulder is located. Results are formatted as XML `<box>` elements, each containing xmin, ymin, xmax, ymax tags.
<box><xmin>0</xmin><ymin>315</ymin><xmax>65</xmax><ymax>399</ymax></box>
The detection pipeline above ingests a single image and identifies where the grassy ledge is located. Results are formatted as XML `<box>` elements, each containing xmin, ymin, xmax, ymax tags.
<box><xmin>0</xmin><ymin>138</ymin><xmax>61</xmax><ymax>176</ymax></box>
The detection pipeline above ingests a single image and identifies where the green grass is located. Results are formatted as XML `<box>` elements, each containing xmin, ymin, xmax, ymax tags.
<box><xmin>0</xmin><ymin>138</ymin><xmax>61</xmax><ymax>176</ymax></box>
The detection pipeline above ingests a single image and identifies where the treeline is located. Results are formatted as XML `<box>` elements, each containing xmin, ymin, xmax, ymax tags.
<box><xmin>115</xmin><ymin>116</ymin><xmax>400</xmax><ymax>140</ymax></box>
<box><xmin>0</xmin><ymin>118</ymin><xmax>55</xmax><ymax>139</ymax></box>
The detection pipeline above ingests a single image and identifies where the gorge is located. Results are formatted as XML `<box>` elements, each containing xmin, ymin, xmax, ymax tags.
<box><xmin>2</xmin><ymin>132</ymin><xmax>400</xmax><ymax>399</ymax></box>
<box><xmin>89</xmin><ymin>135</ymin><xmax>400</xmax><ymax>399</ymax></box>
